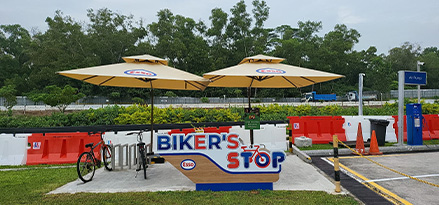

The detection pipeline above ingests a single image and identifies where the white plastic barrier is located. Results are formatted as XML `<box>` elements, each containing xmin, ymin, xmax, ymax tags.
<box><xmin>0</xmin><ymin>133</ymin><xmax>31</xmax><ymax>165</ymax></box>
<box><xmin>229</xmin><ymin>124</ymin><xmax>289</xmax><ymax>151</ymax></box>
<box><xmin>103</xmin><ymin>131</ymin><xmax>139</xmax><ymax>146</ymax></box>
<box><xmin>343</xmin><ymin>116</ymin><xmax>397</xmax><ymax>142</ymax></box>
<box><xmin>103</xmin><ymin>130</ymin><xmax>172</xmax><ymax>154</ymax></box>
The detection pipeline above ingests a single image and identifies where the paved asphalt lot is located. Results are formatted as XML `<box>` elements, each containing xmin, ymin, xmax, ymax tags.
<box><xmin>318</xmin><ymin>151</ymin><xmax>439</xmax><ymax>205</ymax></box>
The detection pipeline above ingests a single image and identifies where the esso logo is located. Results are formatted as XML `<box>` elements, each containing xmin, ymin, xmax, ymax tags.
<box><xmin>180</xmin><ymin>159</ymin><xmax>196</xmax><ymax>170</ymax></box>
<box><xmin>124</xmin><ymin>69</ymin><xmax>157</xmax><ymax>76</ymax></box>
<box><xmin>256</xmin><ymin>68</ymin><xmax>286</xmax><ymax>74</ymax></box>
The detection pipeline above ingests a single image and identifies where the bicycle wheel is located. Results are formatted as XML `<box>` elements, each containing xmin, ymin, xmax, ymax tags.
<box><xmin>102</xmin><ymin>145</ymin><xmax>113</xmax><ymax>171</ymax></box>
<box><xmin>255</xmin><ymin>152</ymin><xmax>271</xmax><ymax>168</ymax></box>
<box><xmin>77</xmin><ymin>152</ymin><xmax>95</xmax><ymax>183</ymax></box>
<box><xmin>140</xmin><ymin>149</ymin><xmax>147</xmax><ymax>179</ymax></box>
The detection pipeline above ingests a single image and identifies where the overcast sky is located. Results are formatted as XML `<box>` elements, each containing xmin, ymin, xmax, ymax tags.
<box><xmin>1</xmin><ymin>0</ymin><xmax>438</xmax><ymax>54</ymax></box>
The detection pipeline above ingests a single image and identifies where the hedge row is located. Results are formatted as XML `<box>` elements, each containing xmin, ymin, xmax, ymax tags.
<box><xmin>1</xmin><ymin>102</ymin><xmax>438</xmax><ymax>128</ymax></box>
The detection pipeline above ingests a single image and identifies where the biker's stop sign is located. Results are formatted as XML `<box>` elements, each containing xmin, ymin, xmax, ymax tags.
<box><xmin>155</xmin><ymin>132</ymin><xmax>286</xmax><ymax>191</ymax></box>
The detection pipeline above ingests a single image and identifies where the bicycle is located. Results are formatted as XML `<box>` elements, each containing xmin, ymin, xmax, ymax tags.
<box><xmin>127</xmin><ymin>130</ymin><xmax>149</xmax><ymax>179</ymax></box>
<box><xmin>76</xmin><ymin>132</ymin><xmax>113</xmax><ymax>183</ymax></box>
<box><xmin>240</xmin><ymin>144</ymin><xmax>271</xmax><ymax>168</ymax></box>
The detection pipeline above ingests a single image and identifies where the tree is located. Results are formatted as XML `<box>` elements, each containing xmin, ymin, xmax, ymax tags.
<box><xmin>251</xmin><ymin>0</ymin><xmax>271</xmax><ymax>54</ymax></box>
<box><xmin>149</xmin><ymin>9</ymin><xmax>210</xmax><ymax>75</ymax></box>
<box><xmin>362</xmin><ymin>47</ymin><xmax>393</xmax><ymax>93</ymax></box>
<box><xmin>27</xmin><ymin>11</ymin><xmax>97</xmax><ymax>92</ymax></box>
<box><xmin>272</xmin><ymin>21</ymin><xmax>322</xmax><ymax>67</ymax></box>
<box><xmin>207</xmin><ymin>8</ymin><xmax>229</xmax><ymax>70</ymax></box>
<box><xmin>386</xmin><ymin>42</ymin><xmax>421</xmax><ymax>72</ymax></box>
<box><xmin>109</xmin><ymin>91</ymin><xmax>121</xmax><ymax>103</ymax></box>
<box><xmin>419</xmin><ymin>47</ymin><xmax>439</xmax><ymax>88</ymax></box>
<box><xmin>0</xmin><ymin>85</ymin><xmax>17</xmax><ymax>115</ymax></box>
<box><xmin>233</xmin><ymin>89</ymin><xmax>243</xmax><ymax>97</ymax></box>
<box><xmin>87</xmin><ymin>8</ymin><xmax>147</xmax><ymax>64</ymax></box>
<box><xmin>35</xmin><ymin>85</ymin><xmax>85</xmax><ymax>113</ymax></box>
<box><xmin>226</xmin><ymin>0</ymin><xmax>253</xmax><ymax>63</ymax></box>
<box><xmin>164</xmin><ymin>91</ymin><xmax>177</xmax><ymax>97</ymax></box>
<box><xmin>0</xmin><ymin>25</ymin><xmax>32</xmax><ymax>92</ymax></box>
<box><xmin>132</xmin><ymin>97</ymin><xmax>146</xmax><ymax>105</ymax></box>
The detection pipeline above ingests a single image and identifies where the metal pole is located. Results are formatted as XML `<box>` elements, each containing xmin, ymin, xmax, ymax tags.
<box><xmin>247</xmin><ymin>87</ymin><xmax>254</xmax><ymax>146</ymax></box>
<box><xmin>150</xmin><ymin>87</ymin><xmax>154</xmax><ymax>152</ymax></box>
<box><xmin>417</xmin><ymin>61</ymin><xmax>424</xmax><ymax>103</ymax></box>
<box><xmin>398</xmin><ymin>71</ymin><xmax>405</xmax><ymax>146</ymax></box>
<box><xmin>333</xmin><ymin>135</ymin><xmax>341</xmax><ymax>193</ymax></box>
<box><xmin>359</xmin><ymin>73</ymin><xmax>365</xmax><ymax>116</ymax></box>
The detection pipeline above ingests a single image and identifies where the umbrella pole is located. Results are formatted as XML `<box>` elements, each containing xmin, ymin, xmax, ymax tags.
<box><xmin>247</xmin><ymin>87</ymin><xmax>254</xmax><ymax>146</ymax></box>
<box><xmin>150</xmin><ymin>87</ymin><xmax>154</xmax><ymax>154</ymax></box>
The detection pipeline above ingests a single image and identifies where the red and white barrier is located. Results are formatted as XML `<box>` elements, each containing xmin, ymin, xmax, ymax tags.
<box><xmin>392</xmin><ymin>114</ymin><xmax>439</xmax><ymax>141</ymax></box>
<box><xmin>0</xmin><ymin>133</ymin><xmax>30</xmax><ymax>165</ymax></box>
<box><xmin>27</xmin><ymin>132</ymin><xmax>101</xmax><ymax>165</ymax></box>
<box><xmin>287</xmin><ymin>116</ymin><xmax>347</xmax><ymax>144</ymax></box>
<box><xmin>343</xmin><ymin>116</ymin><xmax>397</xmax><ymax>142</ymax></box>
<box><xmin>2</xmin><ymin>114</ymin><xmax>439</xmax><ymax>165</ymax></box>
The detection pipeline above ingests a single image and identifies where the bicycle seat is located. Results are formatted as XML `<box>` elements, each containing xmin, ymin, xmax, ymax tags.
<box><xmin>85</xmin><ymin>143</ymin><xmax>93</xmax><ymax>148</ymax></box>
<box><xmin>137</xmin><ymin>142</ymin><xmax>145</xmax><ymax>146</ymax></box>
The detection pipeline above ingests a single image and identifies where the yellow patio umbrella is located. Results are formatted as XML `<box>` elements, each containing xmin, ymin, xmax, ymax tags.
<box><xmin>58</xmin><ymin>54</ymin><xmax>210</xmax><ymax>150</ymax></box>
<box><xmin>203</xmin><ymin>54</ymin><xmax>344</xmax><ymax>145</ymax></box>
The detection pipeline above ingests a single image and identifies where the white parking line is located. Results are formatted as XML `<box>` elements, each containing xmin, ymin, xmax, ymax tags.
<box><xmin>365</xmin><ymin>174</ymin><xmax>439</xmax><ymax>183</ymax></box>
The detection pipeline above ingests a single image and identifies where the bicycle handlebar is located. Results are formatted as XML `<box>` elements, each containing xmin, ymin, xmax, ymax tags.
<box><xmin>126</xmin><ymin>131</ymin><xmax>143</xmax><ymax>136</ymax></box>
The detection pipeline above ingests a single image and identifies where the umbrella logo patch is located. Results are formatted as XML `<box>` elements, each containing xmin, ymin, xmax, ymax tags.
<box><xmin>256</xmin><ymin>68</ymin><xmax>286</xmax><ymax>74</ymax></box>
<box><xmin>124</xmin><ymin>69</ymin><xmax>157</xmax><ymax>76</ymax></box>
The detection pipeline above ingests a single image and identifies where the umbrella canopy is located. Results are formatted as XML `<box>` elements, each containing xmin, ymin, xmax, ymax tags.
<box><xmin>58</xmin><ymin>54</ymin><xmax>210</xmax><ymax>151</ymax></box>
<box><xmin>204</xmin><ymin>54</ymin><xmax>344</xmax><ymax>145</ymax></box>
<box><xmin>203</xmin><ymin>54</ymin><xmax>343</xmax><ymax>88</ymax></box>
<box><xmin>58</xmin><ymin>54</ymin><xmax>209</xmax><ymax>91</ymax></box>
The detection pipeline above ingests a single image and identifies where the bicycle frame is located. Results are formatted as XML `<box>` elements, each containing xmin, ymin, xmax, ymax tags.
<box><xmin>88</xmin><ymin>133</ymin><xmax>111</xmax><ymax>165</ymax></box>
<box><xmin>77</xmin><ymin>132</ymin><xmax>113</xmax><ymax>183</ymax></box>
<box><xmin>241</xmin><ymin>145</ymin><xmax>262</xmax><ymax>163</ymax></box>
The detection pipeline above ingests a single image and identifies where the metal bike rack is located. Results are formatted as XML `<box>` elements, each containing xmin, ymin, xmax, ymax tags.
<box><xmin>111</xmin><ymin>144</ymin><xmax>119</xmax><ymax>169</ymax></box>
<box><xmin>120</xmin><ymin>144</ymin><xmax>128</xmax><ymax>169</ymax></box>
<box><xmin>111</xmin><ymin>143</ymin><xmax>137</xmax><ymax>170</ymax></box>
<box><xmin>128</xmin><ymin>144</ymin><xmax>137</xmax><ymax>169</ymax></box>
<box><xmin>110</xmin><ymin>144</ymin><xmax>115</xmax><ymax>169</ymax></box>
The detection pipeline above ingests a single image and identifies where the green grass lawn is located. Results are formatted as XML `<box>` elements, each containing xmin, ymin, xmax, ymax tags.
<box><xmin>0</xmin><ymin>165</ymin><xmax>359</xmax><ymax>204</ymax></box>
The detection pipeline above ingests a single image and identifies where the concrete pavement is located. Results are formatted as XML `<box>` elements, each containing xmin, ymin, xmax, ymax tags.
<box><xmin>49</xmin><ymin>153</ymin><xmax>339</xmax><ymax>194</ymax></box>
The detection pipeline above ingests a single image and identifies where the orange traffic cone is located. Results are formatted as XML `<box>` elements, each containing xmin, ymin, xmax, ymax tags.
<box><xmin>355</xmin><ymin>123</ymin><xmax>368</xmax><ymax>155</ymax></box>
<box><xmin>368</xmin><ymin>130</ymin><xmax>383</xmax><ymax>155</ymax></box>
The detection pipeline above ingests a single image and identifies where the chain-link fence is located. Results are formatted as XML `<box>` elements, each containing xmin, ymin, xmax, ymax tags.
<box><xmin>390</xmin><ymin>89</ymin><xmax>439</xmax><ymax>99</ymax></box>
<box><xmin>0</xmin><ymin>96</ymin><xmax>302</xmax><ymax>106</ymax></box>
<box><xmin>3</xmin><ymin>89</ymin><xmax>437</xmax><ymax>107</ymax></box>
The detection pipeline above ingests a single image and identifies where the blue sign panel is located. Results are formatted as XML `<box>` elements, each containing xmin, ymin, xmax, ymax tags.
<box><xmin>404</xmin><ymin>71</ymin><xmax>427</xmax><ymax>85</ymax></box>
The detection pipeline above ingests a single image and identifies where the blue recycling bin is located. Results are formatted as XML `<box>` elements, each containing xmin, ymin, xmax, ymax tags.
<box><xmin>406</xmin><ymin>103</ymin><xmax>423</xmax><ymax>146</ymax></box>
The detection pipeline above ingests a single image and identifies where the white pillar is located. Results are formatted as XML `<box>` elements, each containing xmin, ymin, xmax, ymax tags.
<box><xmin>417</xmin><ymin>61</ymin><xmax>424</xmax><ymax>103</ymax></box>
<box><xmin>398</xmin><ymin>71</ymin><xmax>405</xmax><ymax>146</ymax></box>
<box><xmin>358</xmin><ymin>73</ymin><xmax>365</xmax><ymax>116</ymax></box>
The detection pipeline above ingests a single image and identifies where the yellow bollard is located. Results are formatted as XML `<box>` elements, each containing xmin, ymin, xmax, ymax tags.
<box><xmin>333</xmin><ymin>135</ymin><xmax>341</xmax><ymax>193</ymax></box>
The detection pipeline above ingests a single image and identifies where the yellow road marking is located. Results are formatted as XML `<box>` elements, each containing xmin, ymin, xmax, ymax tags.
<box><xmin>338</xmin><ymin>154</ymin><xmax>407</xmax><ymax>159</ymax></box>
<box><xmin>328</xmin><ymin>157</ymin><xmax>412</xmax><ymax>205</ymax></box>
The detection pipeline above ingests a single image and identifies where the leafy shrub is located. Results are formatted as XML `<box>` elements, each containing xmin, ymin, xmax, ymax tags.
<box><xmin>1</xmin><ymin>103</ymin><xmax>438</xmax><ymax>128</ymax></box>
<box><xmin>132</xmin><ymin>97</ymin><xmax>145</xmax><ymax>104</ymax></box>
<box><xmin>200</xmin><ymin>97</ymin><xmax>209</xmax><ymax>103</ymax></box>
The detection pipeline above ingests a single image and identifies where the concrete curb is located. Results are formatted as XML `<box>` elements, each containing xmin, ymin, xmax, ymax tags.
<box><xmin>291</xmin><ymin>144</ymin><xmax>312</xmax><ymax>163</ymax></box>
<box><xmin>302</xmin><ymin>144</ymin><xmax>439</xmax><ymax>157</ymax></box>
